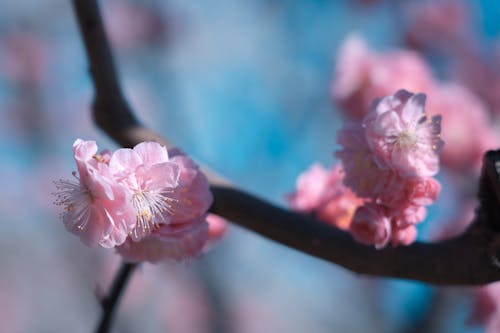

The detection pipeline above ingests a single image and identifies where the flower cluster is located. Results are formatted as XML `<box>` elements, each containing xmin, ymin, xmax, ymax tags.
<box><xmin>336</xmin><ymin>89</ymin><xmax>443</xmax><ymax>248</ymax></box>
<box><xmin>54</xmin><ymin>139</ymin><xmax>218</xmax><ymax>263</ymax></box>
<box><xmin>332</xmin><ymin>35</ymin><xmax>498</xmax><ymax>173</ymax></box>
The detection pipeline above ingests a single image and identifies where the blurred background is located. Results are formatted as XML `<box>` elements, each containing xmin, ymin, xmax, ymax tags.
<box><xmin>0</xmin><ymin>0</ymin><xmax>499</xmax><ymax>332</ymax></box>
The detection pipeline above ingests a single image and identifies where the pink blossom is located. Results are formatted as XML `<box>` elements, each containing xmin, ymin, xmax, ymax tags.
<box><xmin>392</xmin><ymin>204</ymin><xmax>427</xmax><ymax>228</ymax></box>
<box><xmin>109</xmin><ymin>142</ymin><xmax>213</xmax><ymax>242</ymax></box>
<box><xmin>403</xmin><ymin>0</ymin><xmax>468</xmax><ymax>52</ymax></box>
<box><xmin>391</xmin><ymin>225</ymin><xmax>417</xmax><ymax>247</ymax></box>
<box><xmin>468</xmin><ymin>282</ymin><xmax>500</xmax><ymax>332</ymax></box>
<box><xmin>53</xmin><ymin>139</ymin><xmax>136</xmax><ymax>248</ymax></box>
<box><xmin>168</xmin><ymin>151</ymin><xmax>214</xmax><ymax>223</ymax></box>
<box><xmin>378</xmin><ymin>177</ymin><xmax>440</xmax><ymax>209</ymax></box>
<box><xmin>104</xmin><ymin>1</ymin><xmax>167</xmax><ymax>50</ymax></box>
<box><xmin>350</xmin><ymin>203</ymin><xmax>391</xmax><ymax>249</ymax></box>
<box><xmin>336</xmin><ymin>123</ymin><xmax>398</xmax><ymax>199</ymax></box>
<box><xmin>287</xmin><ymin>164</ymin><xmax>343</xmax><ymax>212</ymax></box>
<box><xmin>332</xmin><ymin>35</ymin><xmax>435</xmax><ymax>120</ymax></box>
<box><xmin>455</xmin><ymin>53</ymin><xmax>500</xmax><ymax>117</ymax></box>
<box><xmin>363</xmin><ymin>90</ymin><xmax>443</xmax><ymax>178</ymax></box>
<box><xmin>109</xmin><ymin>142</ymin><xmax>181</xmax><ymax>241</ymax></box>
<box><xmin>316</xmin><ymin>188</ymin><xmax>362</xmax><ymax>230</ymax></box>
<box><xmin>0</xmin><ymin>30</ymin><xmax>48</xmax><ymax>85</ymax></box>
<box><xmin>287</xmin><ymin>163</ymin><xmax>363</xmax><ymax>230</ymax></box>
<box><xmin>428</xmin><ymin>83</ymin><xmax>498</xmax><ymax>172</ymax></box>
<box><xmin>331</xmin><ymin>35</ymin><xmax>375</xmax><ymax>120</ymax></box>
<box><xmin>206</xmin><ymin>214</ymin><xmax>227</xmax><ymax>243</ymax></box>
<box><xmin>117</xmin><ymin>218</ymin><xmax>209</xmax><ymax>263</ymax></box>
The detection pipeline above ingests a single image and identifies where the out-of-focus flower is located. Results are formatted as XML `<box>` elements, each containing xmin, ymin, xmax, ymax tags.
<box><xmin>428</xmin><ymin>83</ymin><xmax>499</xmax><ymax>172</ymax></box>
<box><xmin>363</xmin><ymin>90</ymin><xmax>443</xmax><ymax>178</ymax></box>
<box><xmin>287</xmin><ymin>163</ymin><xmax>363</xmax><ymax>230</ymax></box>
<box><xmin>0</xmin><ymin>30</ymin><xmax>48</xmax><ymax>85</ymax></box>
<box><xmin>287</xmin><ymin>163</ymin><xmax>342</xmax><ymax>212</ymax></box>
<box><xmin>53</xmin><ymin>139</ymin><xmax>136</xmax><ymax>248</ymax></box>
<box><xmin>391</xmin><ymin>225</ymin><xmax>417</xmax><ymax>247</ymax></box>
<box><xmin>350</xmin><ymin>203</ymin><xmax>391</xmax><ymax>249</ymax></box>
<box><xmin>104</xmin><ymin>0</ymin><xmax>168</xmax><ymax>50</ymax></box>
<box><xmin>468</xmin><ymin>282</ymin><xmax>500</xmax><ymax>333</ymax></box>
<box><xmin>403</xmin><ymin>0</ymin><xmax>469</xmax><ymax>52</ymax></box>
<box><xmin>332</xmin><ymin>35</ymin><xmax>435</xmax><ymax>120</ymax></box>
<box><xmin>205</xmin><ymin>214</ymin><xmax>228</xmax><ymax>247</ymax></box>
<box><xmin>456</xmin><ymin>55</ymin><xmax>500</xmax><ymax>117</ymax></box>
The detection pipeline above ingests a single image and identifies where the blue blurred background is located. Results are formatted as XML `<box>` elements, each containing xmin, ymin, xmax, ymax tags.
<box><xmin>0</xmin><ymin>0</ymin><xmax>498</xmax><ymax>332</ymax></box>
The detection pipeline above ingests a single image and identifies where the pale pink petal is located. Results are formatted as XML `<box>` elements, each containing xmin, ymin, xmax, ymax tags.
<box><xmin>117</xmin><ymin>219</ymin><xmax>209</xmax><ymax>263</ymax></box>
<box><xmin>401</xmin><ymin>93</ymin><xmax>426</xmax><ymax>126</ymax></box>
<box><xmin>109</xmin><ymin>148</ymin><xmax>143</xmax><ymax>176</ymax></box>
<box><xmin>73</xmin><ymin>139</ymin><xmax>98</xmax><ymax>162</ymax></box>
<box><xmin>133</xmin><ymin>141</ymin><xmax>169</xmax><ymax>165</ymax></box>
<box><xmin>135</xmin><ymin>162</ymin><xmax>180</xmax><ymax>191</ymax></box>
<box><xmin>169</xmin><ymin>155</ymin><xmax>213</xmax><ymax>223</ymax></box>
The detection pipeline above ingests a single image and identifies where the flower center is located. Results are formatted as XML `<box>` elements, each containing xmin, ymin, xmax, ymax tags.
<box><xmin>53</xmin><ymin>175</ymin><xmax>93</xmax><ymax>231</ymax></box>
<box><xmin>130</xmin><ymin>189</ymin><xmax>177</xmax><ymax>240</ymax></box>
<box><xmin>395</xmin><ymin>130</ymin><xmax>417</xmax><ymax>150</ymax></box>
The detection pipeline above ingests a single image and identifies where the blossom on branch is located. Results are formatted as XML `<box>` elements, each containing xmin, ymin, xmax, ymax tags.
<box><xmin>287</xmin><ymin>163</ymin><xmax>363</xmax><ymax>230</ymax></box>
<box><xmin>53</xmin><ymin>139</ymin><xmax>136</xmax><ymax>248</ymax></box>
<box><xmin>54</xmin><ymin>140</ymin><xmax>215</xmax><ymax>262</ymax></box>
<box><xmin>336</xmin><ymin>90</ymin><xmax>443</xmax><ymax>248</ymax></box>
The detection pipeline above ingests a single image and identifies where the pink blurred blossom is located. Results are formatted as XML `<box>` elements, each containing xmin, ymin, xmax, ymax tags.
<box><xmin>403</xmin><ymin>0</ymin><xmax>469</xmax><ymax>52</ymax></box>
<box><xmin>287</xmin><ymin>163</ymin><xmax>363</xmax><ymax>230</ymax></box>
<box><xmin>0</xmin><ymin>30</ymin><xmax>48</xmax><ymax>85</ymax></box>
<box><xmin>53</xmin><ymin>139</ymin><xmax>136</xmax><ymax>248</ymax></box>
<box><xmin>205</xmin><ymin>214</ymin><xmax>228</xmax><ymax>248</ymax></box>
<box><xmin>391</xmin><ymin>225</ymin><xmax>418</xmax><ymax>247</ymax></box>
<box><xmin>104</xmin><ymin>1</ymin><xmax>168</xmax><ymax>50</ymax></box>
<box><xmin>287</xmin><ymin>164</ymin><xmax>344</xmax><ymax>212</ymax></box>
<box><xmin>363</xmin><ymin>90</ymin><xmax>443</xmax><ymax>178</ymax></box>
<box><xmin>332</xmin><ymin>35</ymin><xmax>435</xmax><ymax>120</ymax></box>
<box><xmin>468</xmin><ymin>282</ymin><xmax>500</xmax><ymax>333</ymax></box>
<box><xmin>350</xmin><ymin>203</ymin><xmax>391</xmax><ymax>249</ymax></box>
<box><xmin>454</xmin><ymin>52</ymin><xmax>500</xmax><ymax>117</ymax></box>
<box><xmin>428</xmin><ymin>83</ymin><xmax>498</xmax><ymax>172</ymax></box>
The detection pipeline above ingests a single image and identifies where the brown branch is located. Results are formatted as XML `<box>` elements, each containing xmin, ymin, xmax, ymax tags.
<box><xmin>96</xmin><ymin>262</ymin><xmax>136</xmax><ymax>333</ymax></box>
<box><xmin>72</xmin><ymin>0</ymin><xmax>500</xmax><ymax>287</ymax></box>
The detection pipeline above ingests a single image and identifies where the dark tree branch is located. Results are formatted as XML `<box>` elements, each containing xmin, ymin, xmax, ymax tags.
<box><xmin>72</xmin><ymin>0</ymin><xmax>500</xmax><ymax>299</ymax></box>
<box><xmin>96</xmin><ymin>263</ymin><xmax>137</xmax><ymax>333</ymax></box>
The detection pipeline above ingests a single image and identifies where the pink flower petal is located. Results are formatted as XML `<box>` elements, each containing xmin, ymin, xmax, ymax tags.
<box><xmin>133</xmin><ymin>141</ymin><xmax>169</xmax><ymax>165</ymax></box>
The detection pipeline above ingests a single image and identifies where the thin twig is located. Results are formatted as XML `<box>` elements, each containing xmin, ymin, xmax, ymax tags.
<box><xmin>72</xmin><ymin>0</ymin><xmax>500</xmax><ymax>288</ymax></box>
<box><xmin>96</xmin><ymin>262</ymin><xmax>137</xmax><ymax>333</ymax></box>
